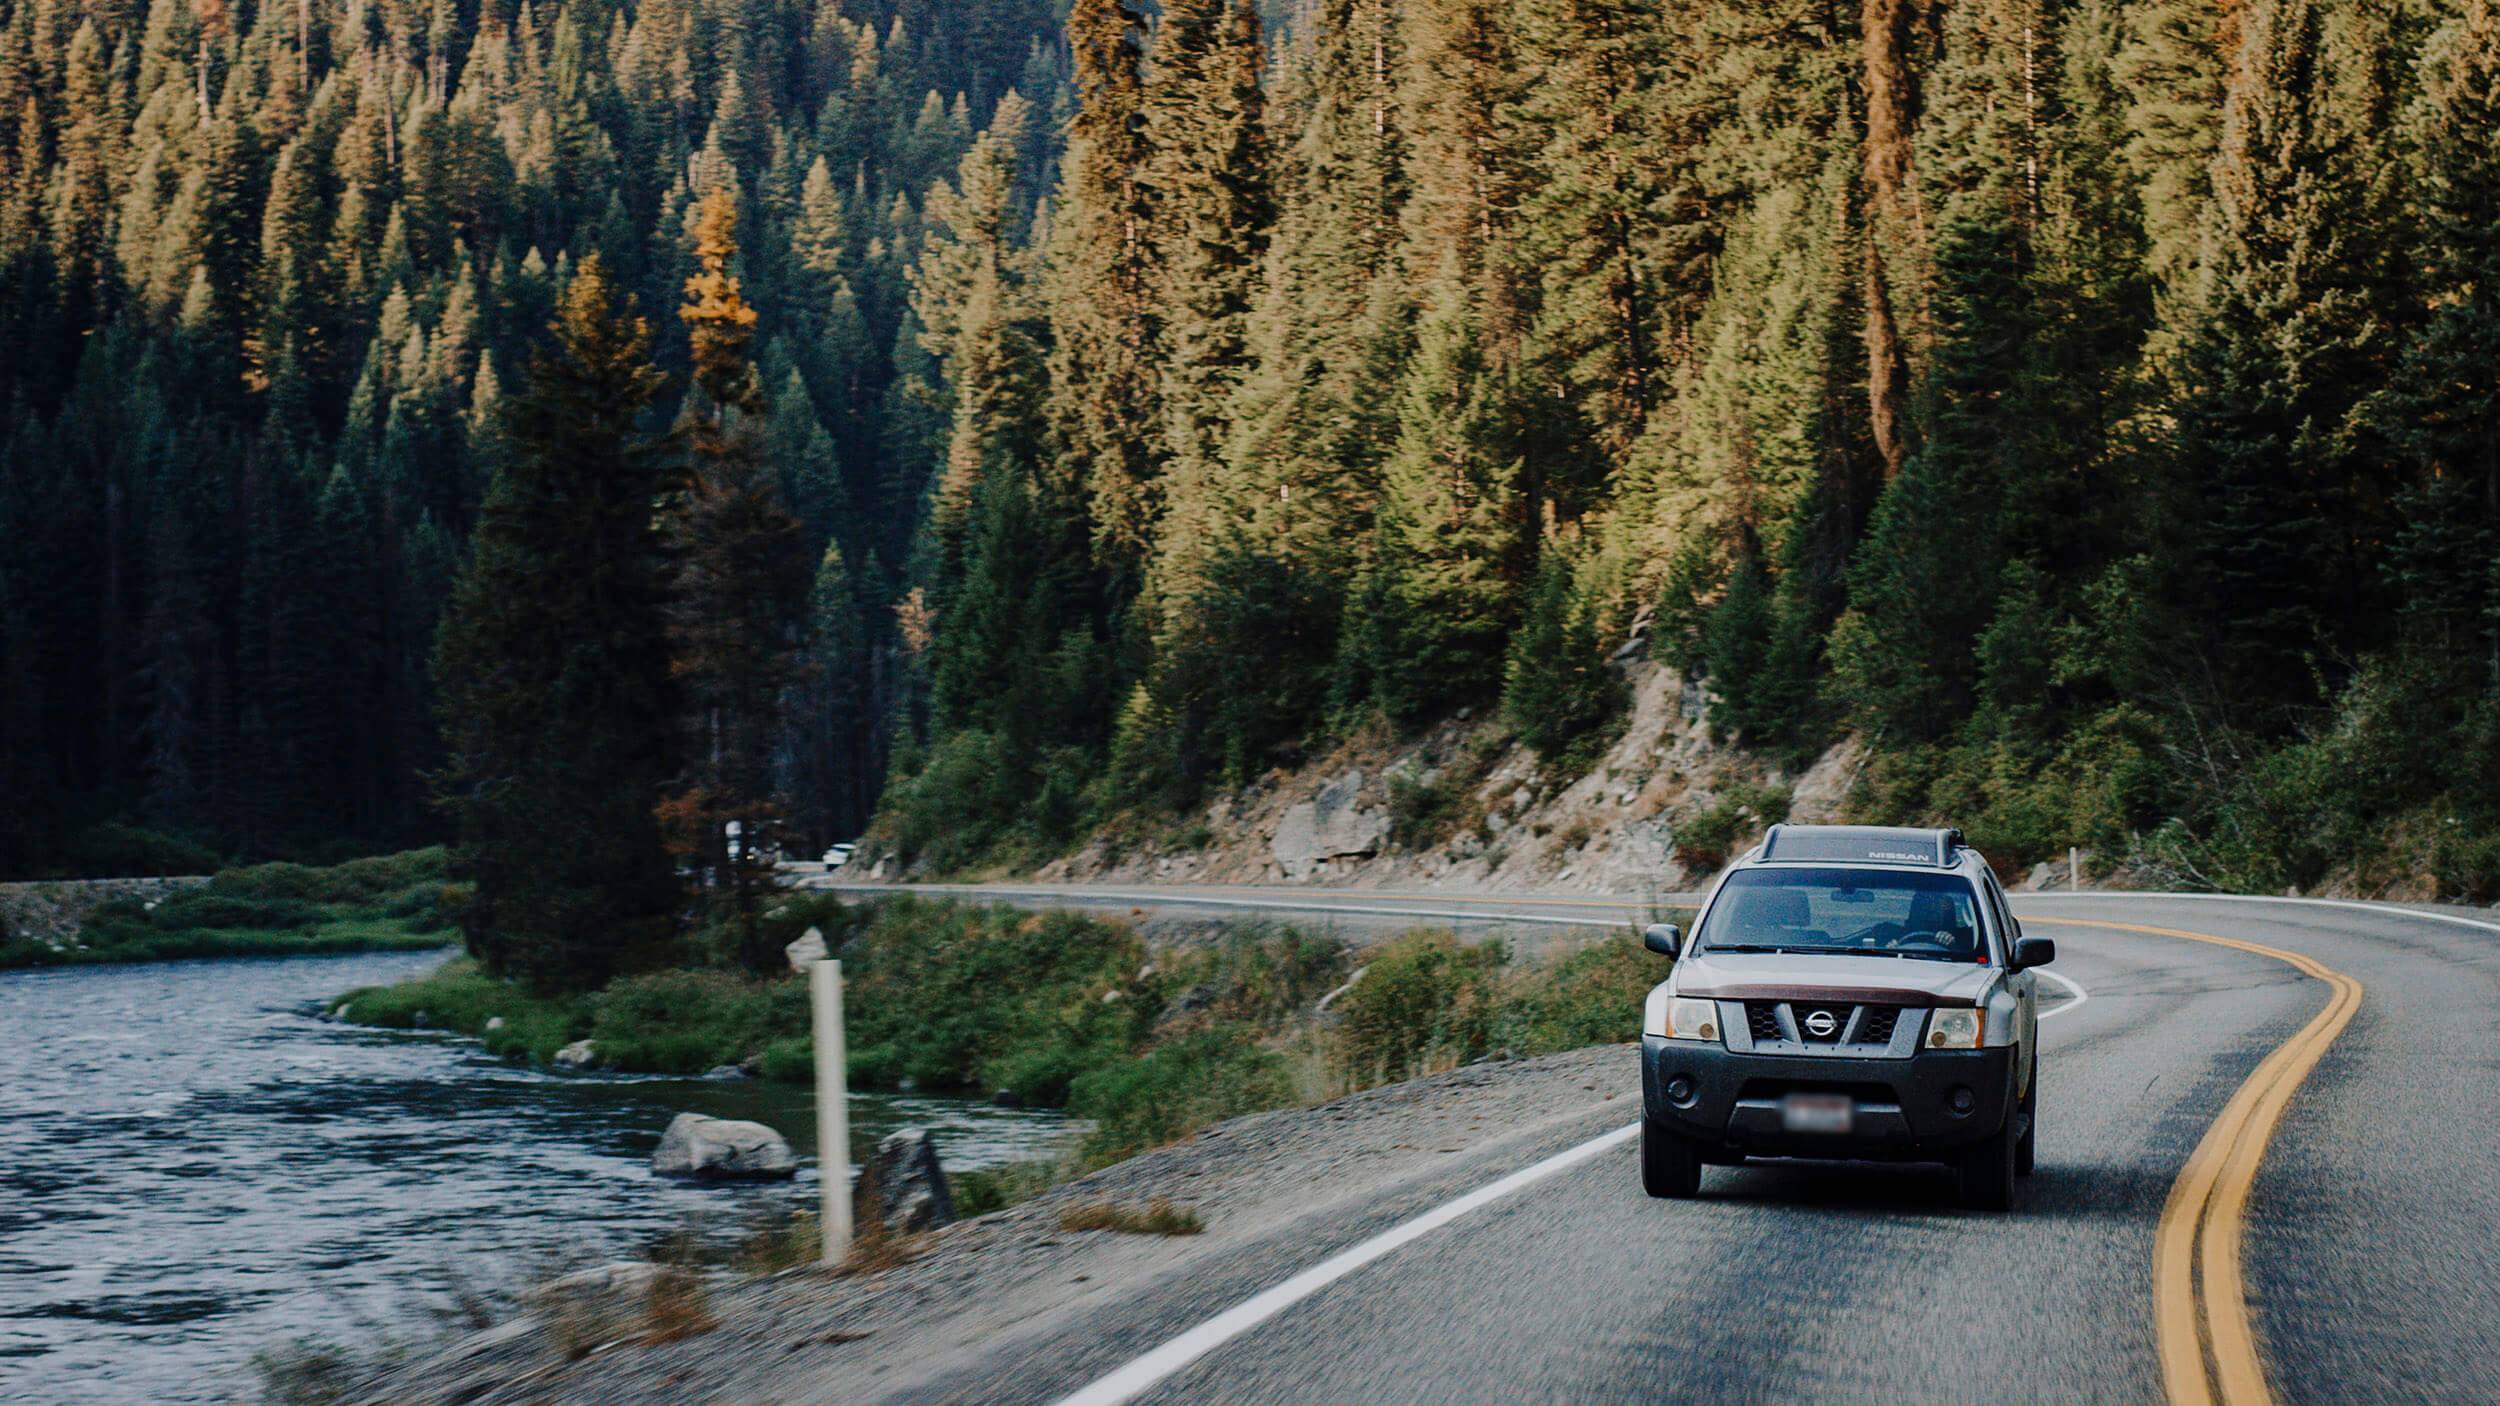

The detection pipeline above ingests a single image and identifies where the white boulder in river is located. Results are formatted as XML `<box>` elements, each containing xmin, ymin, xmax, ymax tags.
<box><xmin>651</xmin><ymin>1112</ymin><xmax>798</xmax><ymax>1181</ymax></box>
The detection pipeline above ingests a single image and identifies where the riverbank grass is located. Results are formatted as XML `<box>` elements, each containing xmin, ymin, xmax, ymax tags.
<box><xmin>334</xmin><ymin>895</ymin><xmax>1683</xmax><ymax>1216</ymax></box>
<box><xmin>2</xmin><ymin>849</ymin><xmax>457</xmax><ymax>968</ymax></box>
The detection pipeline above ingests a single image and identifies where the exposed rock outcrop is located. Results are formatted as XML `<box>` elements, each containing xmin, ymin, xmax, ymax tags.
<box><xmin>553</xmin><ymin>1039</ymin><xmax>598</xmax><ymax>1069</ymax></box>
<box><xmin>0</xmin><ymin>875</ymin><xmax>211</xmax><ymax>951</ymax></box>
<box><xmin>651</xmin><ymin>1113</ymin><xmax>798</xmax><ymax>1181</ymax></box>
<box><xmin>1271</xmin><ymin>770</ymin><xmax>1388</xmax><ymax>879</ymax></box>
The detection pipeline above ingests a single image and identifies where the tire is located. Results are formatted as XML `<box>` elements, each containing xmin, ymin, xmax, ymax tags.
<box><xmin>2014</xmin><ymin>1058</ymin><xmax>2037</xmax><ymax>1178</ymax></box>
<box><xmin>1641</xmin><ymin>1119</ymin><xmax>1703</xmax><ymax>1199</ymax></box>
<box><xmin>1958</xmin><ymin>1118</ymin><xmax>2018</xmax><ymax>1211</ymax></box>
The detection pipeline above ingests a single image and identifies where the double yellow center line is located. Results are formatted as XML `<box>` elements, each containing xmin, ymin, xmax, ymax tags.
<box><xmin>2031</xmin><ymin>918</ymin><xmax>2364</xmax><ymax>1406</ymax></box>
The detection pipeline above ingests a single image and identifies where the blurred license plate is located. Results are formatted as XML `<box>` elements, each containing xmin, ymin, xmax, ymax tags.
<box><xmin>1782</xmin><ymin>1094</ymin><xmax>1853</xmax><ymax>1135</ymax></box>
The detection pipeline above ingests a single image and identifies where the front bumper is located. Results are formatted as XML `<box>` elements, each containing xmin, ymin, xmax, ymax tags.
<box><xmin>1641</xmin><ymin>1035</ymin><xmax>2016</xmax><ymax>1159</ymax></box>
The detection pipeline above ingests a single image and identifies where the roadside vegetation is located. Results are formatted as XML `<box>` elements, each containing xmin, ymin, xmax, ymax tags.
<box><xmin>1</xmin><ymin>849</ymin><xmax>456</xmax><ymax>968</ymax></box>
<box><xmin>336</xmin><ymin>895</ymin><xmax>1682</xmax><ymax>1206</ymax></box>
<box><xmin>1058</xmin><ymin>1199</ymin><xmax>1204</xmax><ymax>1236</ymax></box>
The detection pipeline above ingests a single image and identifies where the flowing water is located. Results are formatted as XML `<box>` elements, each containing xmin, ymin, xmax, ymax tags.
<box><xmin>0</xmin><ymin>948</ymin><xmax>1075</xmax><ymax>1404</ymax></box>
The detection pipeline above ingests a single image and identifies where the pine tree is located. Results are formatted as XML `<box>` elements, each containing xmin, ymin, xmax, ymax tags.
<box><xmin>1214</xmin><ymin>0</ymin><xmax>1404</xmax><ymax>569</ymax></box>
<box><xmin>2162</xmin><ymin>0</ymin><xmax>2409</xmax><ymax>724</ymax></box>
<box><xmin>1141</xmin><ymin>0</ymin><xmax>1268</xmax><ymax>608</ymax></box>
<box><xmin>1043</xmin><ymin>0</ymin><xmax>1160</xmax><ymax>577</ymax></box>
<box><xmin>2384</xmin><ymin>0</ymin><xmax>2500</xmax><ymax>694</ymax></box>
<box><xmin>1502</xmin><ymin>541</ymin><xmax>1624</xmax><ymax>762</ymax></box>
<box><xmin>662</xmin><ymin>188</ymin><xmax>811</xmax><ymax>971</ymax></box>
<box><xmin>1363</xmin><ymin>297</ymin><xmax>1522</xmax><ymax>722</ymax></box>
<box><xmin>432</xmin><ymin>254</ymin><xmax>679</xmax><ymax>993</ymax></box>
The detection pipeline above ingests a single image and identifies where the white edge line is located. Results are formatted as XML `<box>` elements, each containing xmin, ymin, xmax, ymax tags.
<box><xmin>1050</xmin><ymin>1124</ymin><xmax>1641</xmax><ymax>1406</ymax></box>
<box><xmin>890</xmin><ymin>886</ymin><xmax>2490</xmax><ymax>1405</ymax></box>
<box><xmin>1058</xmin><ymin>963</ymin><xmax>2096</xmax><ymax>1406</ymax></box>
<box><xmin>2036</xmin><ymin>968</ymin><xmax>2088</xmax><ymax>1020</ymax></box>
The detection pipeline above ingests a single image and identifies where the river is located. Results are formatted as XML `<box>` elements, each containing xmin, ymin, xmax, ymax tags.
<box><xmin>0</xmin><ymin>948</ymin><xmax>1075</xmax><ymax>1404</ymax></box>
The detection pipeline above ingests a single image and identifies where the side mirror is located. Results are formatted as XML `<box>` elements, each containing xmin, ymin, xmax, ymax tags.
<box><xmin>2012</xmin><ymin>936</ymin><xmax>2056</xmax><ymax>970</ymax></box>
<box><xmin>1643</xmin><ymin>923</ymin><xmax>1682</xmax><ymax>957</ymax></box>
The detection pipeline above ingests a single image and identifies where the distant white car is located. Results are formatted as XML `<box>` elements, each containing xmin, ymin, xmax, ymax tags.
<box><xmin>821</xmin><ymin>843</ymin><xmax>857</xmax><ymax>871</ymax></box>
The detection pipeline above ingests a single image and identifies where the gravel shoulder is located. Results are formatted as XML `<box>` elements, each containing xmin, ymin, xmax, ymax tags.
<box><xmin>354</xmin><ymin>1044</ymin><xmax>1636</xmax><ymax>1405</ymax></box>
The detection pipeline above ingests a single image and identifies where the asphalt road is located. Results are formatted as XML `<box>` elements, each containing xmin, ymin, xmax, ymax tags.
<box><xmin>833</xmin><ymin>884</ymin><xmax>2500</xmax><ymax>1406</ymax></box>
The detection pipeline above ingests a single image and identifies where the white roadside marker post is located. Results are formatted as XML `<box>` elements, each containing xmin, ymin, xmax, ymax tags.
<box><xmin>2069</xmin><ymin>845</ymin><xmax>2081</xmax><ymax>892</ymax></box>
<box><xmin>810</xmin><ymin>954</ymin><xmax>852</xmax><ymax>1263</ymax></box>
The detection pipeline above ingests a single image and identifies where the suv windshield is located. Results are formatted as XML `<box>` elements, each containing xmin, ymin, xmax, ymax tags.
<box><xmin>1695</xmin><ymin>867</ymin><xmax>1989</xmax><ymax>963</ymax></box>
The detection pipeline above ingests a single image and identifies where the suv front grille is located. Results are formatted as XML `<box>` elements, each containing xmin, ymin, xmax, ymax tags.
<box><xmin>1745</xmin><ymin>1002</ymin><xmax>1783</xmax><ymax>1043</ymax></box>
<box><xmin>1738</xmin><ymin>1001</ymin><xmax>1905</xmax><ymax>1050</ymax></box>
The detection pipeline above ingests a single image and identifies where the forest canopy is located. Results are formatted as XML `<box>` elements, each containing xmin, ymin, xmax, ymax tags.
<box><xmin>3</xmin><ymin>0</ymin><xmax>2496</xmax><ymax>902</ymax></box>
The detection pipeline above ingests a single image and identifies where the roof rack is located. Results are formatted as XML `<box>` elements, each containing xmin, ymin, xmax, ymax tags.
<box><xmin>1756</xmin><ymin>823</ymin><xmax>1963</xmax><ymax>868</ymax></box>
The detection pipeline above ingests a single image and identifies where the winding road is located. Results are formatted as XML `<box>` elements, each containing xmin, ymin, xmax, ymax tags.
<box><xmin>816</xmin><ymin>881</ymin><xmax>2500</xmax><ymax>1406</ymax></box>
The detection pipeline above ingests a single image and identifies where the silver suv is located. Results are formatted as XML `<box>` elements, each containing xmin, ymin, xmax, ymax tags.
<box><xmin>1638</xmin><ymin>824</ymin><xmax>2055</xmax><ymax>1210</ymax></box>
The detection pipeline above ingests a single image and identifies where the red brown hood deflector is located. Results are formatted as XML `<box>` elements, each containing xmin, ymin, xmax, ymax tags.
<box><xmin>1671</xmin><ymin>953</ymin><xmax>1995</xmax><ymax>1008</ymax></box>
<box><xmin>1672</xmin><ymin>982</ymin><xmax>1971</xmax><ymax>1008</ymax></box>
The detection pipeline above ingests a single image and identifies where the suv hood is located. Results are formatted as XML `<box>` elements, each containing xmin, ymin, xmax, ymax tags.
<box><xmin>1672</xmin><ymin>951</ymin><xmax>1996</xmax><ymax>1008</ymax></box>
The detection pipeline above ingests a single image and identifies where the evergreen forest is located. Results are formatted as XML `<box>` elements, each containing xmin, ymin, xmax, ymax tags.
<box><xmin>6</xmin><ymin>0</ymin><xmax>2497</xmax><ymax>911</ymax></box>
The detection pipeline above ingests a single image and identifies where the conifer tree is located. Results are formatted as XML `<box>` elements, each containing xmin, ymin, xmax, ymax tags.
<box><xmin>1044</xmin><ymin>0</ymin><xmax>1159</xmax><ymax>577</ymax></box>
<box><xmin>1361</xmin><ymin>297</ymin><xmax>1522</xmax><ymax>721</ymax></box>
<box><xmin>2384</xmin><ymin>0</ymin><xmax>2500</xmax><ymax>694</ymax></box>
<box><xmin>1141</xmin><ymin>0</ymin><xmax>1268</xmax><ymax>608</ymax></box>
<box><xmin>432</xmin><ymin>255</ymin><xmax>678</xmax><ymax>993</ymax></box>
<box><xmin>2162</xmin><ymin>0</ymin><xmax>2408</xmax><ymax>723</ymax></box>
<box><xmin>663</xmin><ymin>188</ymin><xmax>810</xmax><ymax>971</ymax></box>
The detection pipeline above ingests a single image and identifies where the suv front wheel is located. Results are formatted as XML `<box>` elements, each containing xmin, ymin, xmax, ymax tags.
<box><xmin>1957</xmin><ymin>1116</ymin><xmax>2018</xmax><ymax>1211</ymax></box>
<box><xmin>1641</xmin><ymin>1119</ymin><xmax>1702</xmax><ymax>1198</ymax></box>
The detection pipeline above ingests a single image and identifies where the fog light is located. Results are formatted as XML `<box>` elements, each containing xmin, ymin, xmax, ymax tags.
<box><xmin>1665</xmin><ymin>1076</ymin><xmax>1697</xmax><ymax>1106</ymax></box>
<box><xmin>1948</xmin><ymin>1085</ymin><xmax>1976</xmax><ymax>1115</ymax></box>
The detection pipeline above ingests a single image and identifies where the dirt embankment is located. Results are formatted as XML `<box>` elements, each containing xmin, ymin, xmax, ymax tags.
<box><xmin>1010</xmin><ymin>660</ymin><xmax>1860</xmax><ymax>897</ymax></box>
<box><xmin>352</xmin><ymin>1045</ymin><xmax>1637</xmax><ymax>1406</ymax></box>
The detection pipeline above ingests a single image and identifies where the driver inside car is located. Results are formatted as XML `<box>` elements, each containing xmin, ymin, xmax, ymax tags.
<box><xmin>1902</xmin><ymin>889</ymin><xmax>1981</xmax><ymax>960</ymax></box>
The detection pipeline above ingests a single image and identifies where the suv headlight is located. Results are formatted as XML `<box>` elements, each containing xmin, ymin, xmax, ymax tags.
<box><xmin>1925</xmin><ymin>1007</ymin><xmax>1983</xmax><ymax>1049</ymax></box>
<box><xmin>1661</xmin><ymin>996</ymin><xmax>1722</xmax><ymax>1043</ymax></box>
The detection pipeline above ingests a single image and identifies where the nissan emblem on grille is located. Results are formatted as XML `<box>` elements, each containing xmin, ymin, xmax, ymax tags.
<box><xmin>1802</xmin><ymin>1010</ymin><xmax>1838</xmax><ymax>1038</ymax></box>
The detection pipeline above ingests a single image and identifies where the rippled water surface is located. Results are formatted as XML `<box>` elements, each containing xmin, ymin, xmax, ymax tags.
<box><xmin>0</xmin><ymin>949</ymin><xmax>1073</xmax><ymax>1404</ymax></box>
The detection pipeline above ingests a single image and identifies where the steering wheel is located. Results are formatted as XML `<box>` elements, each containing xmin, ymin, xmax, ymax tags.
<box><xmin>1880</xmin><ymin>929</ymin><xmax>1951</xmax><ymax>951</ymax></box>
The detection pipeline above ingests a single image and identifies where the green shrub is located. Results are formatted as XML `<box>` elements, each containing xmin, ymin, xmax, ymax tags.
<box><xmin>1386</xmin><ymin>768</ymin><xmax>1464</xmax><ymax>848</ymax></box>
<box><xmin>210</xmin><ymin>848</ymin><xmax>449</xmax><ymax>905</ymax></box>
<box><xmin>1330</xmin><ymin>929</ymin><xmax>1506</xmax><ymax>1085</ymax></box>
<box><xmin>1498</xmin><ymin>933</ymin><xmax>1671</xmax><ymax>1056</ymax></box>
<box><xmin>1672</xmin><ymin>783</ymin><xmax>1791</xmax><ymax>872</ymax></box>
<box><xmin>2433</xmin><ymin>822</ymin><xmax>2500</xmax><ymax>903</ymax></box>
<box><xmin>587</xmin><ymin>969</ymin><xmax>802</xmax><ymax>1075</ymax></box>
<box><xmin>759</xmin><ymin>1036</ymin><xmax>816</xmax><ymax>1083</ymax></box>
<box><xmin>1070</xmin><ymin>1025</ymin><xmax>1296</xmax><ymax>1166</ymax></box>
<box><xmin>150</xmin><ymin>892</ymin><xmax>327</xmax><ymax>931</ymax></box>
<box><xmin>836</xmin><ymin>897</ymin><xmax>1146</xmax><ymax>1100</ymax></box>
<box><xmin>953</xmin><ymin>1159</ymin><xmax>1061</xmax><ymax>1217</ymax></box>
<box><xmin>334</xmin><ymin>958</ymin><xmax>588</xmax><ymax>1062</ymax></box>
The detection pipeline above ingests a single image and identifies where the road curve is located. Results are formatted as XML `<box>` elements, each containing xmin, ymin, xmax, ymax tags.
<box><xmin>834</xmin><ymin>885</ymin><xmax>2500</xmax><ymax>1406</ymax></box>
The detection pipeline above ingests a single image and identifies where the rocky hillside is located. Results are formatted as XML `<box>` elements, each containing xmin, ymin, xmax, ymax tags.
<box><xmin>1017</xmin><ymin>661</ymin><xmax>1866</xmax><ymax>896</ymax></box>
<box><xmin>0</xmin><ymin>876</ymin><xmax>210</xmax><ymax>951</ymax></box>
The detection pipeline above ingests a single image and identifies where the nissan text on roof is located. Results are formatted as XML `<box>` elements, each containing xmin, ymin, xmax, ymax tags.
<box><xmin>1638</xmin><ymin>823</ymin><xmax>2056</xmax><ymax>1210</ymax></box>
